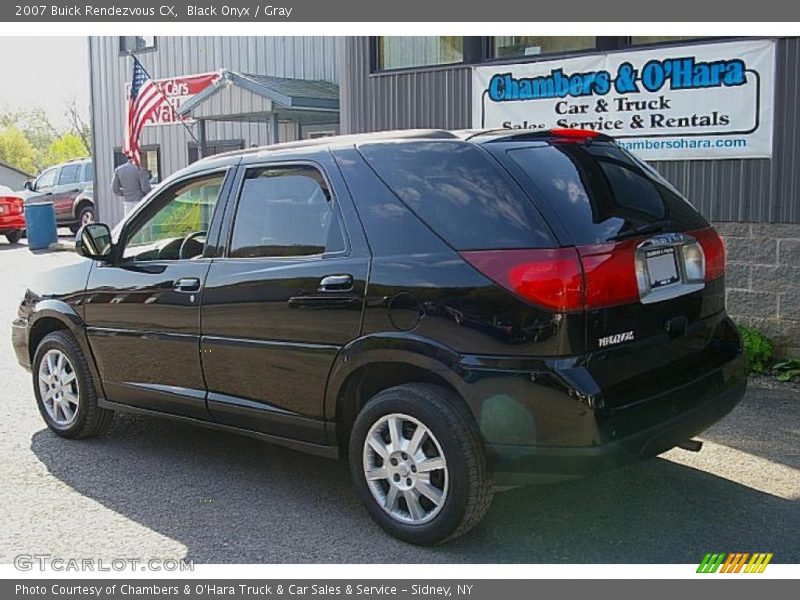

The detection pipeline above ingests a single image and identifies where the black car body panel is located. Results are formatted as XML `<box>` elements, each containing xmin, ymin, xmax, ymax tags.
<box><xmin>13</xmin><ymin>129</ymin><xmax>747</xmax><ymax>482</ymax></box>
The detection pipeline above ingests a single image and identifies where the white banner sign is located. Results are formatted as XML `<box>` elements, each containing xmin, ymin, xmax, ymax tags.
<box><xmin>473</xmin><ymin>40</ymin><xmax>776</xmax><ymax>160</ymax></box>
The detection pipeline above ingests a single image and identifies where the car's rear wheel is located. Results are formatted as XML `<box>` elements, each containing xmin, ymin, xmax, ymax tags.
<box><xmin>5</xmin><ymin>230</ymin><xmax>22</xmax><ymax>244</ymax></box>
<box><xmin>33</xmin><ymin>330</ymin><xmax>114</xmax><ymax>438</ymax></box>
<box><xmin>69</xmin><ymin>204</ymin><xmax>95</xmax><ymax>233</ymax></box>
<box><xmin>349</xmin><ymin>383</ymin><xmax>492</xmax><ymax>545</ymax></box>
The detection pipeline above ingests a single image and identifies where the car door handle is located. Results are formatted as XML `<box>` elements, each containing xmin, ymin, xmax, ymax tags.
<box><xmin>318</xmin><ymin>274</ymin><xmax>353</xmax><ymax>292</ymax></box>
<box><xmin>174</xmin><ymin>277</ymin><xmax>201</xmax><ymax>292</ymax></box>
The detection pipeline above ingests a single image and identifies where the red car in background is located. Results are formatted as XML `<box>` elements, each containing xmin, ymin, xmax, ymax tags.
<box><xmin>0</xmin><ymin>185</ymin><xmax>25</xmax><ymax>244</ymax></box>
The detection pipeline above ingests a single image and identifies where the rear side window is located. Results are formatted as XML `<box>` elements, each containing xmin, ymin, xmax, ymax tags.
<box><xmin>358</xmin><ymin>141</ymin><xmax>554</xmax><ymax>250</ymax></box>
<box><xmin>229</xmin><ymin>165</ymin><xmax>345</xmax><ymax>258</ymax></box>
<box><xmin>505</xmin><ymin>142</ymin><xmax>708</xmax><ymax>245</ymax></box>
<box><xmin>58</xmin><ymin>165</ymin><xmax>81</xmax><ymax>186</ymax></box>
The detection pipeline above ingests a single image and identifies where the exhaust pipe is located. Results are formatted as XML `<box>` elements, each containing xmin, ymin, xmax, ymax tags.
<box><xmin>677</xmin><ymin>439</ymin><xmax>703</xmax><ymax>452</ymax></box>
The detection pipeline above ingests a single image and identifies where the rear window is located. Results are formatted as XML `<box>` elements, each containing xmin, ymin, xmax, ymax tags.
<box><xmin>358</xmin><ymin>141</ymin><xmax>554</xmax><ymax>250</ymax></box>
<box><xmin>505</xmin><ymin>141</ymin><xmax>708</xmax><ymax>245</ymax></box>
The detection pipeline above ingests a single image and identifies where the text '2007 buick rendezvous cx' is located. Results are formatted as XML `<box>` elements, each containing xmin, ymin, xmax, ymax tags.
<box><xmin>12</xmin><ymin>128</ymin><xmax>746</xmax><ymax>545</ymax></box>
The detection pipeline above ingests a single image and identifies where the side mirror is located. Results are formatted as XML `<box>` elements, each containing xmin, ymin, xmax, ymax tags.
<box><xmin>23</xmin><ymin>180</ymin><xmax>33</xmax><ymax>191</ymax></box>
<box><xmin>76</xmin><ymin>223</ymin><xmax>113</xmax><ymax>260</ymax></box>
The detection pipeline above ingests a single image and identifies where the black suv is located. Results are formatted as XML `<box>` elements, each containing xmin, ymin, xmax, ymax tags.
<box><xmin>12</xmin><ymin>129</ymin><xmax>746</xmax><ymax>545</ymax></box>
<box><xmin>22</xmin><ymin>158</ymin><xmax>95</xmax><ymax>232</ymax></box>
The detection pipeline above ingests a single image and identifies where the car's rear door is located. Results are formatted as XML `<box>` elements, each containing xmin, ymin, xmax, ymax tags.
<box><xmin>200</xmin><ymin>149</ymin><xmax>369</xmax><ymax>444</ymax></box>
<box><xmin>84</xmin><ymin>166</ymin><xmax>235</xmax><ymax>418</ymax></box>
<box><xmin>50</xmin><ymin>163</ymin><xmax>83</xmax><ymax>223</ymax></box>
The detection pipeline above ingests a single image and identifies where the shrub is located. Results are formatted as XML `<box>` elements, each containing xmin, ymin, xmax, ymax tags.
<box><xmin>773</xmin><ymin>358</ymin><xmax>800</xmax><ymax>382</ymax></box>
<box><xmin>738</xmin><ymin>325</ymin><xmax>773</xmax><ymax>374</ymax></box>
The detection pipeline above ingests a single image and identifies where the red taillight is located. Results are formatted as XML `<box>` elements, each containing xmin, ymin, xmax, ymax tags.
<box><xmin>690</xmin><ymin>227</ymin><xmax>725</xmax><ymax>281</ymax></box>
<box><xmin>578</xmin><ymin>240</ymin><xmax>640</xmax><ymax>309</ymax></box>
<box><xmin>460</xmin><ymin>248</ymin><xmax>584</xmax><ymax>312</ymax></box>
<box><xmin>1</xmin><ymin>196</ymin><xmax>23</xmax><ymax>214</ymax></box>
<box><xmin>462</xmin><ymin>241</ymin><xmax>640</xmax><ymax>313</ymax></box>
<box><xmin>462</xmin><ymin>229</ymin><xmax>722</xmax><ymax>313</ymax></box>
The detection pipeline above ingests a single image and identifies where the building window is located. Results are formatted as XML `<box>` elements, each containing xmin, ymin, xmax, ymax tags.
<box><xmin>307</xmin><ymin>130</ymin><xmax>337</xmax><ymax>140</ymax></box>
<box><xmin>114</xmin><ymin>146</ymin><xmax>161</xmax><ymax>184</ymax></box>
<box><xmin>187</xmin><ymin>140</ymin><xmax>244</xmax><ymax>164</ymax></box>
<box><xmin>629</xmin><ymin>36</ymin><xmax>702</xmax><ymax>46</ymax></box>
<box><xmin>377</xmin><ymin>37</ymin><xmax>464</xmax><ymax>70</ymax></box>
<box><xmin>492</xmin><ymin>36</ymin><xmax>597</xmax><ymax>59</ymax></box>
<box><xmin>119</xmin><ymin>36</ymin><xmax>156</xmax><ymax>53</ymax></box>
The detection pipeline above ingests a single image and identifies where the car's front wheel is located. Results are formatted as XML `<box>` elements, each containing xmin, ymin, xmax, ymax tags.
<box><xmin>349</xmin><ymin>383</ymin><xmax>493</xmax><ymax>545</ymax></box>
<box><xmin>33</xmin><ymin>330</ymin><xmax>114</xmax><ymax>438</ymax></box>
<box><xmin>5</xmin><ymin>230</ymin><xmax>22</xmax><ymax>244</ymax></box>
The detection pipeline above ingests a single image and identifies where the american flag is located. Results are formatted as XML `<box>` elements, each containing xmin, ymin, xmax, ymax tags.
<box><xmin>122</xmin><ymin>58</ymin><xmax>171</xmax><ymax>166</ymax></box>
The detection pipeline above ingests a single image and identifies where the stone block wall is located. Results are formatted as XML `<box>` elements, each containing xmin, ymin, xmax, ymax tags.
<box><xmin>714</xmin><ymin>222</ymin><xmax>800</xmax><ymax>357</ymax></box>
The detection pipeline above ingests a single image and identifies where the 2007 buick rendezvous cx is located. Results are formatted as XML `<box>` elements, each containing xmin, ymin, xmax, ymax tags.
<box><xmin>12</xmin><ymin>128</ymin><xmax>746</xmax><ymax>545</ymax></box>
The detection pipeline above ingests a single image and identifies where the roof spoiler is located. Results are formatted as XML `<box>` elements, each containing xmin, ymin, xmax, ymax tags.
<box><xmin>463</xmin><ymin>128</ymin><xmax>615</xmax><ymax>143</ymax></box>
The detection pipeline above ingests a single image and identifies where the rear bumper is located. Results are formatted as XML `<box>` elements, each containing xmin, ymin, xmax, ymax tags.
<box><xmin>458</xmin><ymin>314</ymin><xmax>747</xmax><ymax>483</ymax></box>
<box><xmin>487</xmin><ymin>371</ymin><xmax>746</xmax><ymax>483</ymax></box>
<box><xmin>0</xmin><ymin>213</ymin><xmax>25</xmax><ymax>231</ymax></box>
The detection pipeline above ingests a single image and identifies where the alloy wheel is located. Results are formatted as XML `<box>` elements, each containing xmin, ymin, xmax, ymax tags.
<box><xmin>38</xmin><ymin>349</ymin><xmax>80</xmax><ymax>427</ymax></box>
<box><xmin>362</xmin><ymin>413</ymin><xmax>449</xmax><ymax>525</ymax></box>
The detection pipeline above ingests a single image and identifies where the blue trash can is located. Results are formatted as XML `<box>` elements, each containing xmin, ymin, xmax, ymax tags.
<box><xmin>24</xmin><ymin>201</ymin><xmax>58</xmax><ymax>250</ymax></box>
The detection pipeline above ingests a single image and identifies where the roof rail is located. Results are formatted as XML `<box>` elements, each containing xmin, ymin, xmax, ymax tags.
<box><xmin>207</xmin><ymin>129</ymin><xmax>459</xmax><ymax>162</ymax></box>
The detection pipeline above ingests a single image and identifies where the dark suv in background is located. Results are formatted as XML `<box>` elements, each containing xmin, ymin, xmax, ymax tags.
<box><xmin>12</xmin><ymin>129</ymin><xmax>746</xmax><ymax>545</ymax></box>
<box><xmin>21</xmin><ymin>157</ymin><xmax>95</xmax><ymax>232</ymax></box>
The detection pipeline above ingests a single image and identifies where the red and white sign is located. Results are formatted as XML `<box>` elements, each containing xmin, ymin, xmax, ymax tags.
<box><xmin>126</xmin><ymin>71</ymin><xmax>220</xmax><ymax>127</ymax></box>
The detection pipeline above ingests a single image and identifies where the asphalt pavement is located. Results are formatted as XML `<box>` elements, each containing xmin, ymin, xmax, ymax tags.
<box><xmin>0</xmin><ymin>237</ymin><xmax>798</xmax><ymax>563</ymax></box>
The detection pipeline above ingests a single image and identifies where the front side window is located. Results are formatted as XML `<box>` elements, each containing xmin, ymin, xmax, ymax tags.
<box><xmin>36</xmin><ymin>168</ymin><xmax>58</xmax><ymax>191</ymax></box>
<box><xmin>229</xmin><ymin>166</ymin><xmax>344</xmax><ymax>258</ymax></box>
<box><xmin>377</xmin><ymin>37</ymin><xmax>464</xmax><ymax>70</ymax></box>
<box><xmin>122</xmin><ymin>173</ymin><xmax>225</xmax><ymax>262</ymax></box>
<box><xmin>492</xmin><ymin>36</ymin><xmax>596</xmax><ymax>58</ymax></box>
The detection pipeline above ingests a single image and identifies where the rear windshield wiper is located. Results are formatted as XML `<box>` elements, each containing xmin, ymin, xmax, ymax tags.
<box><xmin>608</xmin><ymin>220</ymin><xmax>670</xmax><ymax>242</ymax></box>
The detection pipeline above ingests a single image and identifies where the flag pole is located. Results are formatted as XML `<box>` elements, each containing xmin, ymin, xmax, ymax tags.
<box><xmin>129</xmin><ymin>54</ymin><xmax>200</xmax><ymax>146</ymax></box>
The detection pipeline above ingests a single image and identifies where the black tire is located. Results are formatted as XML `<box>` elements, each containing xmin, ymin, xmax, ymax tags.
<box><xmin>5</xmin><ymin>230</ymin><xmax>22</xmax><ymax>244</ymax></box>
<box><xmin>69</xmin><ymin>204</ymin><xmax>94</xmax><ymax>234</ymax></box>
<box><xmin>32</xmin><ymin>330</ymin><xmax>114</xmax><ymax>439</ymax></box>
<box><xmin>349</xmin><ymin>383</ymin><xmax>493</xmax><ymax>545</ymax></box>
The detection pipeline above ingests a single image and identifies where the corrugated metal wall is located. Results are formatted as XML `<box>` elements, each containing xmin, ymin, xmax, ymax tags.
<box><xmin>341</xmin><ymin>36</ymin><xmax>800</xmax><ymax>224</ymax></box>
<box><xmin>340</xmin><ymin>38</ymin><xmax>471</xmax><ymax>133</ymax></box>
<box><xmin>89</xmin><ymin>36</ymin><xmax>339</xmax><ymax>225</ymax></box>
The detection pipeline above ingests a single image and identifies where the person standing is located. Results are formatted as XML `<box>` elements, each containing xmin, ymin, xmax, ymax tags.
<box><xmin>111</xmin><ymin>154</ymin><xmax>151</xmax><ymax>216</ymax></box>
